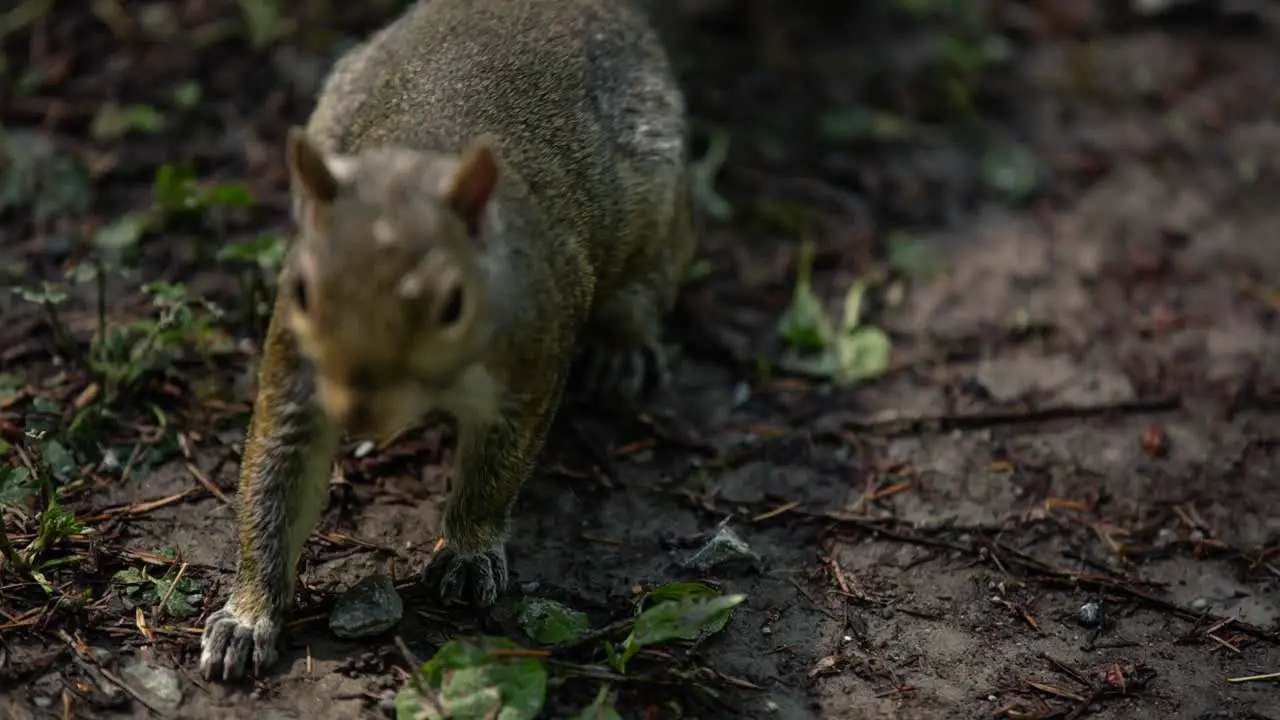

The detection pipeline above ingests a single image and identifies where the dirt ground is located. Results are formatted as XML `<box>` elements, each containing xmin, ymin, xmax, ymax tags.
<box><xmin>2</xmin><ymin>1</ymin><xmax>1279</xmax><ymax>718</ymax></box>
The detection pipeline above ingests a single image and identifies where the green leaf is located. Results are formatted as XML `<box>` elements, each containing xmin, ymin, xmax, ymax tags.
<box><xmin>94</xmin><ymin>213</ymin><xmax>149</xmax><ymax>254</ymax></box>
<box><xmin>836</xmin><ymin>327</ymin><xmax>893</xmax><ymax>384</ymax></box>
<box><xmin>172</xmin><ymin>81</ymin><xmax>202</xmax><ymax>110</ymax></box>
<box><xmin>36</xmin><ymin>554</ymin><xmax>84</xmax><ymax>570</ymax></box>
<box><xmin>152</xmin><ymin>163</ymin><xmax>200</xmax><ymax>212</ymax></box>
<box><xmin>15</xmin><ymin>282</ymin><xmax>67</xmax><ymax>305</ymax></box>
<box><xmin>832</xmin><ymin>280</ymin><xmax>891</xmax><ymax>384</ymax></box>
<box><xmin>65</xmin><ymin>263</ymin><xmax>100</xmax><ymax>285</ymax></box>
<box><xmin>90</xmin><ymin>102</ymin><xmax>166</xmax><ymax>140</ymax></box>
<box><xmin>142</xmin><ymin>280</ymin><xmax>188</xmax><ymax>306</ymax></box>
<box><xmin>152</xmin><ymin>575</ymin><xmax>199</xmax><ymax>618</ymax></box>
<box><xmin>111</xmin><ymin>565</ymin><xmax>199</xmax><ymax>616</ymax></box>
<box><xmin>571</xmin><ymin>685</ymin><xmax>623</xmax><ymax>720</ymax></box>
<box><xmin>514</xmin><ymin>597</ymin><xmax>590</xmax><ymax>644</ymax></box>
<box><xmin>776</xmin><ymin>241</ymin><xmax>843</xmax><ymax>379</ymax></box>
<box><xmin>777</xmin><ymin>253</ymin><xmax>894</xmax><ymax>384</ymax></box>
<box><xmin>112</xmin><ymin>567</ymin><xmax>149</xmax><ymax>587</ymax></box>
<box><xmin>612</xmin><ymin>593</ymin><xmax>745</xmax><ymax>672</ymax></box>
<box><xmin>37</xmin><ymin>500</ymin><xmax>84</xmax><ymax>541</ymax></box>
<box><xmin>776</xmin><ymin>240</ymin><xmax>834</xmax><ymax>352</ymax></box>
<box><xmin>0</xmin><ymin>466</ymin><xmax>35</xmax><ymax>506</ymax></box>
<box><xmin>40</xmin><ymin>440</ymin><xmax>76</xmax><ymax>481</ymax></box>
<box><xmin>395</xmin><ymin>637</ymin><xmax>547</xmax><ymax>720</ymax></box>
<box><xmin>30</xmin><ymin>397</ymin><xmax>58</xmax><ymax>414</ymax></box>
<box><xmin>28</xmin><ymin>567</ymin><xmax>54</xmax><ymax>594</ymax></box>
<box><xmin>638</xmin><ymin>581</ymin><xmax>721</xmax><ymax>610</ymax></box>
<box><xmin>202</xmin><ymin>183</ymin><xmax>256</xmax><ymax>208</ymax></box>
<box><xmin>236</xmin><ymin>0</ymin><xmax>285</xmax><ymax>48</ymax></box>
<box><xmin>216</xmin><ymin>234</ymin><xmax>287</xmax><ymax>271</ymax></box>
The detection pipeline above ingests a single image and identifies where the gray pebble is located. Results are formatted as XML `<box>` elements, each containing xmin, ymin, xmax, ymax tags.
<box><xmin>119</xmin><ymin>658</ymin><xmax>183</xmax><ymax>710</ymax></box>
<box><xmin>1076</xmin><ymin>602</ymin><xmax>1102</xmax><ymax>628</ymax></box>
<box><xmin>682</xmin><ymin>519</ymin><xmax>763</xmax><ymax>573</ymax></box>
<box><xmin>330</xmin><ymin>573</ymin><xmax>405</xmax><ymax>639</ymax></box>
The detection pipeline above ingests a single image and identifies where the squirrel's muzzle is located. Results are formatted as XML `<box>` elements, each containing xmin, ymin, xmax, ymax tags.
<box><xmin>315</xmin><ymin>378</ymin><xmax>371</xmax><ymax>433</ymax></box>
<box><xmin>315</xmin><ymin>376</ymin><xmax>416</xmax><ymax>439</ymax></box>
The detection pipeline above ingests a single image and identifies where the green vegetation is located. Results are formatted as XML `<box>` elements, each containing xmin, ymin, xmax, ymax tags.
<box><xmin>1</xmin><ymin>144</ymin><xmax>275</xmax><ymax>605</ymax></box>
<box><xmin>776</xmin><ymin>241</ymin><xmax>895</xmax><ymax>385</ymax></box>
<box><xmin>397</xmin><ymin>582</ymin><xmax>746</xmax><ymax>719</ymax></box>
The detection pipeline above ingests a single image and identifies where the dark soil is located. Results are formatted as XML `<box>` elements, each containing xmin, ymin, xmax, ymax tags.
<box><xmin>2</xmin><ymin>1</ymin><xmax>1279</xmax><ymax>719</ymax></box>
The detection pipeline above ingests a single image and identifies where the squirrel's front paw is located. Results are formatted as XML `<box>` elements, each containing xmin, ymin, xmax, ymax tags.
<box><xmin>437</xmin><ymin>543</ymin><xmax>509</xmax><ymax>607</ymax></box>
<box><xmin>199</xmin><ymin>600</ymin><xmax>282</xmax><ymax>681</ymax></box>
<box><xmin>577</xmin><ymin>342</ymin><xmax>669</xmax><ymax>401</ymax></box>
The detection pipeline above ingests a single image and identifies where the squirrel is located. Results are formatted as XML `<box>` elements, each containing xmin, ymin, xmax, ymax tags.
<box><xmin>198</xmin><ymin>0</ymin><xmax>695</xmax><ymax>682</ymax></box>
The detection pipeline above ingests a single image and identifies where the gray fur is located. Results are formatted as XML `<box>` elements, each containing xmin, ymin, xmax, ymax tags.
<box><xmin>199</xmin><ymin>0</ymin><xmax>693</xmax><ymax>682</ymax></box>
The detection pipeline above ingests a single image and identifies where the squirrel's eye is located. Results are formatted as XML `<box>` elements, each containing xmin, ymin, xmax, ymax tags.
<box><xmin>438</xmin><ymin>286</ymin><xmax>464</xmax><ymax>327</ymax></box>
<box><xmin>291</xmin><ymin>276</ymin><xmax>309</xmax><ymax>313</ymax></box>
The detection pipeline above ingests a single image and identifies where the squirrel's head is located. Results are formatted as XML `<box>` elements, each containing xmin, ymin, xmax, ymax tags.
<box><xmin>279</xmin><ymin>127</ymin><xmax>502</xmax><ymax>437</ymax></box>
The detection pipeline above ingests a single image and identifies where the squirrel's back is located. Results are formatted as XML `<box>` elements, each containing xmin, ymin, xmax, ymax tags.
<box><xmin>305</xmin><ymin>0</ymin><xmax>686</xmax><ymax>276</ymax></box>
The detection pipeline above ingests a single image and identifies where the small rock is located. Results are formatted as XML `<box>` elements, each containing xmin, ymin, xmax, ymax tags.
<box><xmin>119</xmin><ymin>659</ymin><xmax>183</xmax><ymax>710</ymax></box>
<box><xmin>330</xmin><ymin>573</ymin><xmax>404</xmax><ymax>639</ymax></box>
<box><xmin>682</xmin><ymin>520</ymin><xmax>763</xmax><ymax>573</ymax></box>
<box><xmin>1155</xmin><ymin>528</ymin><xmax>1178</xmax><ymax>547</ymax></box>
<box><xmin>377</xmin><ymin>689</ymin><xmax>398</xmax><ymax>715</ymax></box>
<box><xmin>1076</xmin><ymin>602</ymin><xmax>1103</xmax><ymax>628</ymax></box>
<box><xmin>1190</xmin><ymin>598</ymin><xmax>1209</xmax><ymax>611</ymax></box>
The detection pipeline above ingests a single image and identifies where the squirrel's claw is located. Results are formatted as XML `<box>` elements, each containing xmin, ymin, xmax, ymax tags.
<box><xmin>199</xmin><ymin>602</ymin><xmax>281</xmax><ymax>681</ymax></box>
<box><xmin>576</xmin><ymin>342</ymin><xmax>669</xmax><ymax>402</ymax></box>
<box><xmin>437</xmin><ymin>544</ymin><xmax>509</xmax><ymax>607</ymax></box>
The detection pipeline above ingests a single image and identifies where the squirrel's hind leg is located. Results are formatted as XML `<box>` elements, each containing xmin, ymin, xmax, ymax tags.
<box><xmin>574</xmin><ymin>168</ymin><xmax>695</xmax><ymax>404</ymax></box>
<box><xmin>574</xmin><ymin>285</ymin><xmax>672</xmax><ymax>402</ymax></box>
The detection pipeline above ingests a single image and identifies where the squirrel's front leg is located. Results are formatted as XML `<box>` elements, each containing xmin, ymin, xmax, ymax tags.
<box><xmin>199</xmin><ymin>309</ymin><xmax>339</xmax><ymax>681</ymax></box>
<box><xmin>437</xmin><ymin>362</ymin><xmax>568</xmax><ymax>606</ymax></box>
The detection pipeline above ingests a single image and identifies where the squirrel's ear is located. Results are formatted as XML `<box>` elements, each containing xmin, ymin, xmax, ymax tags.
<box><xmin>442</xmin><ymin>136</ymin><xmax>499</xmax><ymax>235</ymax></box>
<box><xmin>286</xmin><ymin>127</ymin><xmax>342</xmax><ymax>204</ymax></box>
